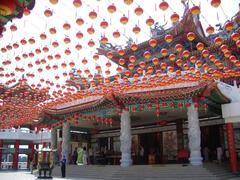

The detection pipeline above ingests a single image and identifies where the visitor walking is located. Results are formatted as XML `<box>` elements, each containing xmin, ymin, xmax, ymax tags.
<box><xmin>139</xmin><ymin>145</ymin><xmax>144</xmax><ymax>164</ymax></box>
<box><xmin>61</xmin><ymin>155</ymin><xmax>67</xmax><ymax>178</ymax></box>
<box><xmin>83</xmin><ymin>147</ymin><xmax>88</xmax><ymax>165</ymax></box>
<box><xmin>29</xmin><ymin>158</ymin><xmax>34</xmax><ymax>174</ymax></box>
<box><xmin>88</xmin><ymin>147</ymin><xmax>93</xmax><ymax>164</ymax></box>
<box><xmin>73</xmin><ymin>147</ymin><xmax>78</xmax><ymax>164</ymax></box>
<box><xmin>217</xmin><ymin>145</ymin><xmax>223</xmax><ymax>164</ymax></box>
<box><xmin>203</xmin><ymin>146</ymin><xmax>209</xmax><ymax>162</ymax></box>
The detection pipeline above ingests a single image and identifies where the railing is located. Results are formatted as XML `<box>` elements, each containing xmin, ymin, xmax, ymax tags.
<box><xmin>1</xmin><ymin>162</ymin><xmax>27</xmax><ymax>170</ymax></box>
<box><xmin>0</xmin><ymin>129</ymin><xmax>51</xmax><ymax>142</ymax></box>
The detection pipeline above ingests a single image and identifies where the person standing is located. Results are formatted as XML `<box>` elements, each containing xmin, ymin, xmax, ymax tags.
<box><xmin>73</xmin><ymin>148</ymin><xmax>78</xmax><ymax>165</ymax></box>
<box><xmin>88</xmin><ymin>147</ymin><xmax>93</xmax><ymax>164</ymax></box>
<box><xmin>61</xmin><ymin>155</ymin><xmax>66</xmax><ymax>178</ymax></box>
<box><xmin>139</xmin><ymin>145</ymin><xmax>144</xmax><ymax>164</ymax></box>
<box><xmin>217</xmin><ymin>145</ymin><xmax>223</xmax><ymax>164</ymax></box>
<box><xmin>82</xmin><ymin>147</ymin><xmax>88</xmax><ymax>165</ymax></box>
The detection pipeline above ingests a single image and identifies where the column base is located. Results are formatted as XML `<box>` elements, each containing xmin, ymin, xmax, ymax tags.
<box><xmin>189</xmin><ymin>150</ymin><xmax>203</xmax><ymax>166</ymax></box>
<box><xmin>120</xmin><ymin>153</ymin><xmax>132</xmax><ymax>167</ymax></box>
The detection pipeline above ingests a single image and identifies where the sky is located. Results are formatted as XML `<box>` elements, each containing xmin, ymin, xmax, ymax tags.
<box><xmin>0</xmin><ymin>0</ymin><xmax>239</xmax><ymax>95</ymax></box>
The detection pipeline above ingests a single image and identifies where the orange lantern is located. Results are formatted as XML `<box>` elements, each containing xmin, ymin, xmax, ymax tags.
<box><xmin>182</xmin><ymin>50</ymin><xmax>190</xmax><ymax>58</ymax></box>
<box><xmin>231</xmin><ymin>32</ymin><xmax>240</xmax><ymax>42</ymax></box>
<box><xmin>44</xmin><ymin>9</ymin><xmax>52</xmax><ymax>17</ymax></box>
<box><xmin>170</xmin><ymin>13</ymin><xmax>179</xmax><ymax>23</ymax></box>
<box><xmin>131</xmin><ymin>43</ymin><xmax>138</xmax><ymax>51</ymax></box>
<box><xmin>168</xmin><ymin>66</ymin><xmax>174</xmax><ymax>73</ymax></box>
<box><xmin>160</xmin><ymin>48</ymin><xmax>168</xmax><ymax>56</ymax></box>
<box><xmin>124</xmin><ymin>0</ymin><xmax>133</xmax><ymax>5</ymax></box>
<box><xmin>129</xmin><ymin>56</ymin><xmax>136</xmax><ymax>63</ymax></box>
<box><xmin>49</xmin><ymin>0</ymin><xmax>58</xmax><ymax>4</ymax></box>
<box><xmin>152</xmin><ymin>57</ymin><xmax>159</xmax><ymax>66</ymax></box>
<box><xmin>149</xmin><ymin>39</ymin><xmax>157</xmax><ymax>48</ymax></box>
<box><xmin>196</xmin><ymin>60</ymin><xmax>202</xmax><ymax>68</ymax></box>
<box><xmin>134</xmin><ymin>6</ymin><xmax>143</xmax><ymax>16</ymax></box>
<box><xmin>137</xmin><ymin>68</ymin><xmax>143</xmax><ymax>74</ymax></box>
<box><xmin>159</xmin><ymin>1</ymin><xmax>169</xmax><ymax>11</ymax></box>
<box><xmin>160</xmin><ymin>62</ymin><xmax>167</xmax><ymax>70</ymax></box>
<box><xmin>224</xmin><ymin>21</ymin><xmax>234</xmax><ymax>31</ymax></box>
<box><xmin>220</xmin><ymin>44</ymin><xmax>228</xmax><ymax>52</ymax></box>
<box><xmin>190</xmin><ymin>56</ymin><xmax>197</xmax><ymax>63</ymax></box>
<box><xmin>139</xmin><ymin>61</ymin><xmax>146</xmax><ymax>69</ymax></box>
<box><xmin>118</xmin><ymin>49</ymin><xmax>125</xmax><ymax>56</ymax></box>
<box><xmin>73</xmin><ymin>0</ymin><xmax>82</xmax><ymax>8</ymax></box>
<box><xmin>132</xmin><ymin>25</ymin><xmax>141</xmax><ymax>34</ymax></box>
<box><xmin>214</xmin><ymin>36</ymin><xmax>223</xmax><ymax>46</ymax></box>
<box><xmin>201</xmin><ymin>50</ymin><xmax>209</xmax><ymax>58</ymax></box>
<box><xmin>187</xmin><ymin>32</ymin><xmax>196</xmax><ymax>41</ymax></box>
<box><xmin>183</xmin><ymin>63</ymin><xmax>189</xmax><ymax>70</ymax></box>
<box><xmin>128</xmin><ymin>63</ymin><xmax>134</xmax><ymax>70</ymax></box>
<box><xmin>76</xmin><ymin>18</ymin><xmax>84</xmax><ymax>25</ymax></box>
<box><xmin>206</xmin><ymin>25</ymin><xmax>215</xmax><ymax>35</ymax></box>
<box><xmin>107</xmin><ymin>4</ymin><xmax>116</xmax><ymax>13</ymax></box>
<box><xmin>169</xmin><ymin>54</ymin><xmax>176</xmax><ymax>62</ymax></box>
<box><xmin>119</xmin><ymin>58</ymin><xmax>125</xmax><ymax>65</ymax></box>
<box><xmin>176</xmin><ymin>59</ymin><xmax>182</xmax><ymax>67</ymax></box>
<box><xmin>144</xmin><ymin>51</ymin><xmax>151</xmax><ymax>59</ymax></box>
<box><xmin>146</xmin><ymin>16</ymin><xmax>154</xmax><ymax>26</ymax></box>
<box><xmin>164</xmin><ymin>34</ymin><xmax>173</xmax><ymax>43</ymax></box>
<box><xmin>196</xmin><ymin>42</ymin><xmax>204</xmax><ymax>51</ymax></box>
<box><xmin>191</xmin><ymin>6</ymin><xmax>200</xmax><ymax>15</ymax></box>
<box><xmin>89</xmin><ymin>10</ymin><xmax>97</xmax><ymax>19</ymax></box>
<box><xmin>107</xmin><ymin>51</ymin><xmax>113</xmax><ymax>59</ymax></box>
<box><xmin>211</xmin><ymin>0</ymin><xmax>221</xmax><ymax>8</ymax></box>
<box><xmin>175</xmin><ymin>44</ymin><xmax>183</xmax><ymax>52</ymax></box>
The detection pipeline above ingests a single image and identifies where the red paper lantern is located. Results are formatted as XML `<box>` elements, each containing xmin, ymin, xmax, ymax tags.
<box><xmin>0</xmin><ymin>0</ymin><xmax>16</xmax><ymax>16</ymax></box>
<box><xmin>124</xmin><ymin>0</ymin><xmax>133</xmax><ymax>5</ymax></box>
<box><xmin>187</xmin><ymin>32</ymin><xmax>196</xmax><ymax>41</ymax></box>
<box><xmin>231</xmin><ymin>33</ymin><xmax>240</xmax><ymax>42</ymax></box>
<box><xmin>214</xmin><ymin>36</ymin><xmax>223</xmax><ymax>46</ymax></box>
<box><xmin>191</xmin><ymin>6</ymin><xmax>200</xmax><ymax>15</ymax></box>
<box><xmin>100</xmin><ymin>19</ymin><xmax>108</xmax><ymax>29</ymax></box>
<box><xmin>87</xmin><ymin>26</ymin><xmax>95</xmax><ymax>34</ymax></box>
<box><xmin>224</xmin><ymin>21</ymin><xmax>234</xmax><ymax>31</ymax></box>
<box><xmin>149</xmin><ymin>39</ymin><xmax>157</xmax><ymax>48</ymax></box>
<box><xmin>211</xmin><ymin>0</ymin><xmax>221</xmax><ymax>8</ymax></box>
<box><xmin>120</xmin><ymin>15</ymin><xmax>128</xmax><ymax>24</ymax></box>
<box><xmin>146</xmin><ymin>16</ymin><xmax>154</xmax><ymax>26</ymax></box>
<box><xmin>175</xmin><ymin>44</ymin><xmax>183</xmax><ymax>52</ymax></box>
<box><xmin>206</xmin><ymin>25</ymin><xmax>215</xmax><ymax>35</ymax></box>
<box><xmin>73</xmin><ymin>0</ymin><xmax>82</xmax><ymax>8</ymax></box>
<box><xmin>144</xmin><ymin>51</ymin><xmax>151</xmax><ymax>59</ymax></box>
<box><xmin>119</xmin><ymin>58</ymin><xmax>125</xmax><ymax>65</ymax></box>
<box><xmin>131</xmin><ymin>43</ymin><xmax>138</xmax><ymax>51</ymax></box>
<box><xmin>159</xmin><ymin>1</ymin><xmax>169</xmax><ymax>11</ymax></box>
<box><xmin>113</xmin><ymin>31</ymin><xmax>120</xmax><ymax>38</ymax></box>
<box><xmin>44</xmin><ymin>9</ymin><xmax>52</xmax><ymax>17</ymax></box>
<box><xmin>107</xmin><ymin>4</ymin><xmax>116</xmax><ymax>13</ymax></box>
<box><xmin>134</xmin><ymin>6</ymin><xmax>143</xmax><ymax>16</ymax></box>
<box><xmin>164</xmin><ymin>34</ymin><xmax>173</xmax><ymax>43</ymax></box>
<box><xmin>118</xmin><ymin>49</ymin><xmax>125</xmax><ymax>56</ymax></box>
<box><xmin>160</xmin><ymin>48</ymin><xmax>168</xmax><ymax>56</ymax></box>
<box><xmin>152</xmin><ymin>57</ymin><xmax>159</xmax><ymax>66</ymax></box>
<box><xmin>76</xmin><ymin>18</ymin><xmax>84</xmax><ymax>25</ymax></box>
<box><xmin>132</xmin><ymin>25</ymin><xmax>141</xmax><ymax>34</ymax></box>
<box><xmin>170</xmin><ymin>13</ymin><xmax>179</xmax><ymax>23</ymax></box>
<box><xmin>100</xmin><ymin>36</ymin><xmax>108</xmax><ymax>44</ymax></box>
<box><xmin>89</xmin><ymin>10</ymin><xmax>97</xmax><ymax>19</ymax></box>
<box><xmin>202</xmin><ymin>49</ymin><xmax>209</xmax><ymax>58</ymax></box>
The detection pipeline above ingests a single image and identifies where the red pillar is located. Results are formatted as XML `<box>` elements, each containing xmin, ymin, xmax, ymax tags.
<box><xmin>13</xmin><ymin>140</ymin><xmax>20</xmax><ymax>170</ymax></box>
<box><xmin>226</xmin><ymin>123</ymin><xmax>238</xmax><ymax>173</ymax></box>
<box><xmin>27</xmin><ymin>143</ymin><xmax>34</xmax><ymax>168</ymax></box>
<box><xmin>0</xmin><ymin>140</ymin><xmax>3</xmax><ymax>169</ymax></box>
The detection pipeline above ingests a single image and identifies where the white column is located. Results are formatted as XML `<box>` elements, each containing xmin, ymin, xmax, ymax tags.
<box><xmin>120</xmin><ymin>110</ymin><xmax>132</xmax><ymax>167</ymax></box>
<box><xmin>187</xmin><ymin>103</ymin><xmax>202</xmax><ymax>165</ymax></box>
<box><xmin>51</xmin><ymin>128</ymin><xmax>57</xmax><ymax>163</ymax></box>
<box><xmin>62</xmin><ymin>122</ymin><xmax>70</xmax><ymax>163</ymax></box>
